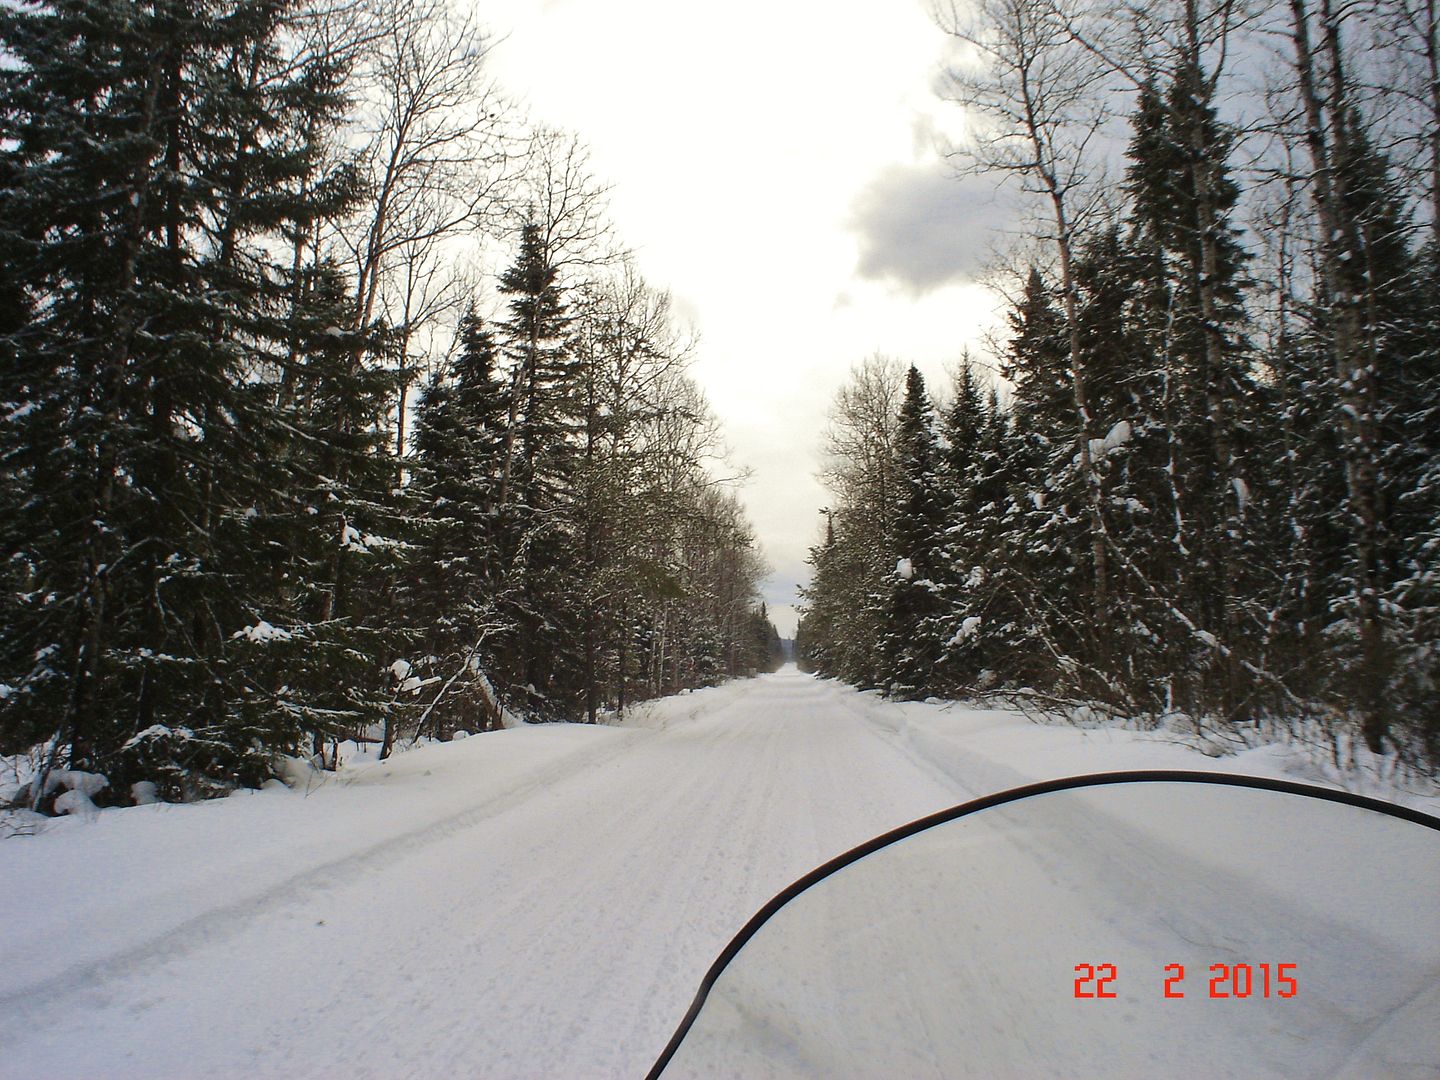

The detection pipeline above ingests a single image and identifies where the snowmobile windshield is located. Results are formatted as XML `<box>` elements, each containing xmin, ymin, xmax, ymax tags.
<box><xmin>649</xmin><ymin>771</ymin><xmax>1440</xmax><ymax>1080</ymax></box>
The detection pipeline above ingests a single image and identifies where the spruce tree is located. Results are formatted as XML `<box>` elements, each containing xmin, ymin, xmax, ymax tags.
<box><xmin>930</xmin><ymin>361</ymin><xmax>989</xmax><ymax>691</ymax></box>
<box><xmin>494</xmin><ymin>223</ymin><xmax>583</xmax><ymax>718</ymax></box>
<box><xmin>882</xmin><ymin>367</ymin><xmax>946</xmax><ymax>698</ymax></box>
<box><xmin>0</xmin><ymin>0</ymin><xmax>374</xmax><ymax>802</ymax></box>
<box><xmin>1002</xmin><ymin>269</ymin><xmax>1107</xmax><ymax>699</ymax></box>
<box><xmin>1004</xmin><ymin>269</ymin><xmax>1072</xmax><ymax>441</ymax></box>
<box><xmin>1123</xmin><ymin>62</ymin><xmax>1256</xmax><ymax>716</ymax></box>
<box><xmin>402</xmin><ymin>310</ymin><xmax>513</xmax><ymax>740</ymax></box>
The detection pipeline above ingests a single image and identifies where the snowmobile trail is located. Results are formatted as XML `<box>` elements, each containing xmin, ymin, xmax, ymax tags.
<box><xmin>4</xmin><ymin>670</ymin><xmax>1438</xmax><ymax>1078</ymax></box>
<box><xmin>0</xmin><ymin>670</ymin><xmax>965</xmax><ymax>1079</ymax></box>
<box><xmin>0</xmin><ymin>724</ymin><xmax>643</xmax><ymax>1018</ymax></box>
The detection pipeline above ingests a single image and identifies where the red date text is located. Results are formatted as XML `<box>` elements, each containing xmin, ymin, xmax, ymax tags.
<box><xmin>1073</xmin><ymin>962</ymin><xmax>1297</xmax><ymax>999</ymax></box>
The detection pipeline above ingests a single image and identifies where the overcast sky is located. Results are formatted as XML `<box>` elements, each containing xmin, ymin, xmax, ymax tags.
<box><xmin>481</xmin><ymin>0</ymin><xmax>1008</xmax><ymax>636</ymax></box>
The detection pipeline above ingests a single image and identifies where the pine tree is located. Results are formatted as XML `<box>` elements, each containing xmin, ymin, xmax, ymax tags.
<box><xmin>930</xmin><ymin>361</ymin><xmax>989</xmax><ymax>691</ymax></box>
<box><xmin>1123</xmin><ymin>61</ymin><xmax>1256</xmax><ymax>717</ymax></box>
<box><xmin>493</xmin><ymin>222</ymin><xmax>583</xmax><ymax>718</ymax></box>
<box><xmin>0</xmin><ymin>0</ymin><xmax>381</xmax><ymax>803</ymax></box>
<box><xmin>882</xmin><ymin>367</ymin><xmax>947</xmax><ymax>698</ymax></box>
<box><xmin>1001</xmin><ymin>269</ymin><xmax>1109</xmax><ymax>699</ymax></box>
<box><xmin>400</xmin><ymin>310</ymin><xmax>513</xmax><ymax>742</ymax></box>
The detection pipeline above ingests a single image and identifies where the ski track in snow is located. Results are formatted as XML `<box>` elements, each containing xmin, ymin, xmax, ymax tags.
<box><xmin>0</xmin><ymin>671</ymin><xmax>967</xmax><ymax>1079</ymax></box>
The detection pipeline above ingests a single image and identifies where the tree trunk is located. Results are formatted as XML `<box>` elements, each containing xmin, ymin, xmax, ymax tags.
<box><xmin>1288</xmin><ymin>0</ymin><xmax>1388</xmax><ymax>751</ymax></box>
<box><xmin>1049</xmin><ymin>191</ymin><xmax>1111</xmax><ymax>625</ymax></box>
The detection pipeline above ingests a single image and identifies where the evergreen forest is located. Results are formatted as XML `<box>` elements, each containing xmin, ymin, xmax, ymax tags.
<box><xmin>0</xmin><ymin>0</ymin><xmax>783</xmax><ymax>811</ymax></box>
<box><xmin>799</xmin><ymin>0</ymin><xmax>1440</xmax><ymax>774</ymax></box>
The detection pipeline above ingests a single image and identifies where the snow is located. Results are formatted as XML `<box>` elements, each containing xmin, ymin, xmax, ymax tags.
<box><xmin>896</xmin><ymin>557</ymin><xmax>914</xmax><ymax>579</ymax></box>
<box><xmin>666</xmin><ymin>779</ymin><xmax>1440</xmax><ymax>1079</ymax></box>
<box><xmin>1233</xmin><ymin>475</ymin><xmax>1250</xmax><ymax>512</ymax></box>
<box><xmin>341</xmin><ymin>525</ymin><xmax>403</xmax><ymax>552</ymax></box>
<box><xmin>0</xmin><ymin>669</ymin><xmax>1436</xmax><ymax>1078</ymax></box>
<box><xmin>46</xmin><ymin>770</ymin><xmax>109</xmax><ymax>799</ymax></box>
<box><xmin>947</xmin><ymin>615</ymin><xmax>982</xmax><ymax>645</ymax></box>
<box><xmin>122</xmin><ymin>724</ymin><xmax>177</xmax><ymax>751</ymax></box>
<box><xmin>234</xmin><ymin>620</ymin><xmax>292</xmax><ymax>643</ymax></box>
<box><xmin>19</xmin><ymin>768</ymin><xmax>111</xmax><ymax>812</ymax></box>
<box><xmin>51</xmin><ymin>787</ymin><xmax>98</xmax><ymax>816</ymax></box>
<box><xmin>1086</xmin><ymin>419</ymin><xmax>1133</xmax><ymax>462</ymax></box>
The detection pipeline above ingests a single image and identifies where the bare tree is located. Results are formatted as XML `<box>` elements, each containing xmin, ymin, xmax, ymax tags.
<box><xmin>937</xmin><ymin>0</ymin><xmax>1118</xmax><ymax>621</ymax></box>
<box><xmin>308</xmin><ymin>0</ymin><xmax>516</xmax><ymax>627</ymax></box>
<box><xmin>1280</xmin><ymin>0</ymin><xmax>1392</xmax><ymax>750</ymax></box>
<box><xmin>820</xmin><ymin>353</ymin><xmax>906</xmax><ymax>541</ymax></box>
<box><xmin>379</xmin><ymin>236</ymin><xmax>476</xmax><ymax>472</ymax></box>
<box><xmin>1373</xmin><ymin>0</ymin><xmax>1440</xmax><ymax>251</ymax></box>
<box><xmin>513</xmin><ymin>127</ymin><xmax>625</xmax><ymax>276</ymax></box>
<box><xmin>335</xmin><ymin>0</ymin><xmax>514</xmax><ymax>333</ymax></box>
<box><xmin>569</xmin><ymin>266</ymin><xmax>698</xmax><ymax>721</ymax></box>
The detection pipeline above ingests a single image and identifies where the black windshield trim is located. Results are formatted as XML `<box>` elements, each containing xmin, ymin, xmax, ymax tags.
<box><xmin>645</xmin><ymin>768</ymin><xmax>1440</xmax><ymax>1079</ymax></box>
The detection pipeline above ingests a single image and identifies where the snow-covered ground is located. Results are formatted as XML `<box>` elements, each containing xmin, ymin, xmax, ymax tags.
<box><xmin>1</xmin><ymin>667</ymin><xmax>1437</xmax><ymax>1078</ymax></box>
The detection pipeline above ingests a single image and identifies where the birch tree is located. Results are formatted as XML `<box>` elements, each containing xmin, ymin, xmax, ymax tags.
<box><xmin>937</xmin><ymin>0</ymin><xmax>1117</xmax><ymax>630</ymax></box>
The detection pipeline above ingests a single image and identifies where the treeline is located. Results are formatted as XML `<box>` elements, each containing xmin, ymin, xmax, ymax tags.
<box><xmin>0</xmin><ymin>0</ymin><xmax>777</xmax><ymax>810</ymax></box>
<box><xmin>799</xmin><ymin>0</ymin><xmax>1440</xmax><ymax>771</ymax></box>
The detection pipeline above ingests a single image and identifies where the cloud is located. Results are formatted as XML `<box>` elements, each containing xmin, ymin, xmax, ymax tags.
<box><xmin>848</xmin><ymin>163</ymin><xmax>1003</xmax><ymax>295</ymax></box>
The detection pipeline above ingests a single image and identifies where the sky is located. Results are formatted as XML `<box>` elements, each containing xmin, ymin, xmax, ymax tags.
<box><xmin>480</xmin><ymin>0</ymin><xmax>1010</xmax><ymax>637</ymax></box>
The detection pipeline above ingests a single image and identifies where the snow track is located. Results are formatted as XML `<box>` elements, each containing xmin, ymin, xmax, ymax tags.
<box><xmin>0</xmin><ymin>670</ymin><xmax>964</xmax><ymax>1079</ymax></box>
<box><xmin>5</xmin><ymin>669</ymin><xmax>1436</xmax><ymax>1079</ymax></box>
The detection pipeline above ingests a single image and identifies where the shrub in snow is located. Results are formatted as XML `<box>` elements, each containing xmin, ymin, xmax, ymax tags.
<box><xmin>50</xmin><ymin>769</ymin><xmax>109</xmax><ymax>798</ymax></box>
<box><xmin>53</xmin><ymin>788</ymin><xmax>98</xmax><ymax>815</ymax></box>
<box><xmin>11</xmin><ymin>768</ymin><xmax>110</xmax><ymax>814</ymax></box>
<box><xmin>118</xmin><ymin>725</ymin><xmax>267</xmax><ymax>803</ymax></box>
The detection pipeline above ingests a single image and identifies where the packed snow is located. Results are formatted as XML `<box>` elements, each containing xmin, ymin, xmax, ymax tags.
<box><xmin>1</xmin><ymin>668</ymin><xmax>1436</xmax><ymax>1078</ymax></box>
<box><xmin>665</xmin><ymin>781</ymin><xmax>1440</xmax><ymax>1079</ymax></box>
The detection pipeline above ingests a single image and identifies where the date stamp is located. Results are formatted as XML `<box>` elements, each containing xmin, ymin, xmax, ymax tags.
<box><xmin>1073</xmin><ymin>963</ymin><xmax>1297</xmax><ymax>1000</ymax></box>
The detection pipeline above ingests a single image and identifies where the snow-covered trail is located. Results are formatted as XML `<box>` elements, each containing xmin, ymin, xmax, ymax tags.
<box><xmin>0</xmin><ymin>670</ymin><xmax>968</xmax><ymax>1079</ymax></box>
<box><xmin>6</xmin><ymin>669</ymin><xmax>1437</xmax><ymax>1079</ymax></box>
